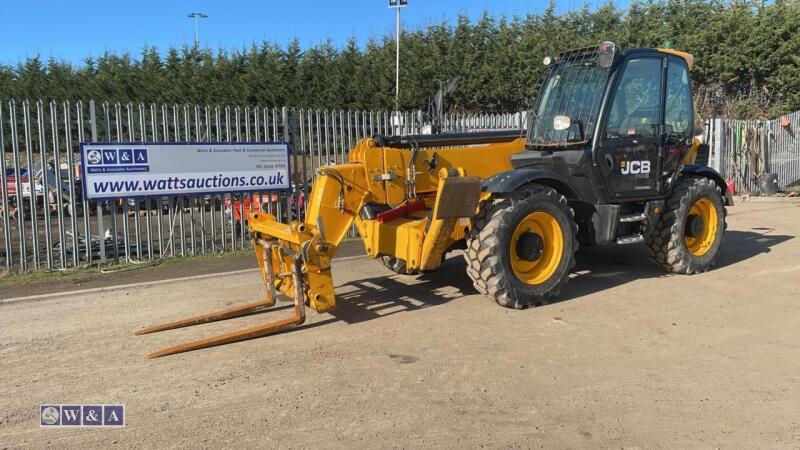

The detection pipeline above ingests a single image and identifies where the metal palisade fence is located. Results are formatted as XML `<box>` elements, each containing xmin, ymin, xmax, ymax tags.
<box><xmin>708</xmin><ymin>111</ymin><xmax>800</xmax><ymax>194</ymax></box>
<box><xmin>0</xmin><ymin>99</ymin><xmax>523</xmax><ymax>272</ymax></box>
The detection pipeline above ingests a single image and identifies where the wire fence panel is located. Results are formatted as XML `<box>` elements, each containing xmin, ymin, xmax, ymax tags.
<box><xmin>1</xmin><ymin>99</ymin><xmax>522</xmax><ymax>272</ymax></box>
<box><xmin>713</xmin><ymin>112</ymin><xmax>800</xmax><ymax>194</ymax></box>
<box><xmin>768</xmin><ymin>110</ymin><xmax>800</xmax><ymax>191</ymax></box>
<box><xmin>4</xmin><ymin>97</ymin><xmax>797</xmax><ymax>272</ymax></box>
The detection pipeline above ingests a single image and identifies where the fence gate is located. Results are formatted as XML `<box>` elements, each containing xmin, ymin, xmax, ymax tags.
<box><xmin>710</xmin><ymin>111</ymin><xmax>800</xmax><ymax>194</ymax></box>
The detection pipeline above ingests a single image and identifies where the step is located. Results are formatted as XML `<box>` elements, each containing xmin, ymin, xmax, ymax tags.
<box><xmin>615</xmin><ymin>234</ymin><xmax>644</xmax><ymax>245</ymax></box>
<box><xmin>619</xmin><ymin>213</ymin><xmax>647</xmax><ymax>223</ymax></box>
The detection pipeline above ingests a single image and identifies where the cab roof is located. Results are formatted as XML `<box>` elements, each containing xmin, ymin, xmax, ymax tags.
<box><xmin>657</xmin><ymin>48</ymin><xmax>694</xmax><ymax>70</ymax></box>
<box><xmin>554</xmin><ymin>44</ymin><xmax>695</xmax><ymax>71</ymax></box>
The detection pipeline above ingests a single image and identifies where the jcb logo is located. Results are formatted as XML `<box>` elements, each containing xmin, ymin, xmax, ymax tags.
<box><xmin>621</xmin><ymin>160</ymin><xmax>651</xmax><ymax>175</ymax></box>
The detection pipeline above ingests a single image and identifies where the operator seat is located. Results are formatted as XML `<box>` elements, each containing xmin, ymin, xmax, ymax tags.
<box><xmin>618</xmin><ymin>106</ymin><xmax>657</xmax><ymax>137</ymax></box>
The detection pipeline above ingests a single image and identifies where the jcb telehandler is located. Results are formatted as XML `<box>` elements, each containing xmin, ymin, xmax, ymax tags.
<box><xmin>138</xmin><ymin>42</ymin><xmax>731</xmax><ymax>358</ymax></box>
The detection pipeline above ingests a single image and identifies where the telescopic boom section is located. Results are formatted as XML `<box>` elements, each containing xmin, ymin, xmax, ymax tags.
<box><xmin>136</xmin><ymin>134</ymin><xmax>525</xmax><ymax>357</ymax></box>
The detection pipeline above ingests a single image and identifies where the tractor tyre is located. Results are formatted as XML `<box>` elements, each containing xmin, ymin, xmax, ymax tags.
<box><xmin>379</xmin><ymin>255</ymin><xmax>419</xmax><ymax>275</ymax></box>
<box><xmin>465</xmin><ymin>185</ymin><xmax>578</xmax><ymax>309</ymax></box>
<box><xmin>464</xmin><ymin>199</ymin><xmax>492</xmax><ymax>296</ymax></box>
<box><xmin>646</xmin><ymin>176</ymin><xmax>726</xmax><ymax>274</ymax></box>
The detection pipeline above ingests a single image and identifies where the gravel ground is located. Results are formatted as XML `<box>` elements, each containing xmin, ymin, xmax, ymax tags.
<box><xmin>1</xmin><ymin>201</ymin><xmax>799</xmax><ymax>448</ymax></box>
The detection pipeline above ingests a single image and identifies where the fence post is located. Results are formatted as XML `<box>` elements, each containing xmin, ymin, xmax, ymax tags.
<box><xmin>10</xmin><ymin>100</ymin><xmax>27</xmax><ymax>271</ymax></box>
<box><xmin>282</xmin><ymin>106</ymin><xmax>294</xmax><ymax>223</ymax></box>
<box><xmin>712</xmin><ymin>118</ymin><xmax>722</xmax><ymax>173</ymax></box>
<box><xmin>89</xmin><ymin>100</ymin><xmax>106</xmax><ymax>264</ymax></box>
<box><xmin>63</xmin><ymin>102</ymin><xmax>80</xmax><ymax>267</ymax></box>
<box><xmin>37</xmin><ymin>100</ymin><xmax>54</xmax><ymax>269</ymax></box>
<box><xmin>0</xmin><ymin>103</ymin><xmax>11</xmax><ymax>270</ymax></box>
<box><xmin>76</xmin><ymin>101</ymin><xmax>92</xmax><ymax>265</ymax></box>
<box><xmin>22</xmin><ymin>100</ymin><xmax>41</xmax><ymax>269</ymax></box>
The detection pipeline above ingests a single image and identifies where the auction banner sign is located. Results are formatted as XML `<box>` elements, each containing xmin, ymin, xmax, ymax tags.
<box><xmin>79</xmin><ymin>142</ymin><xmax>290</xmax><ymax>200</ymax></box>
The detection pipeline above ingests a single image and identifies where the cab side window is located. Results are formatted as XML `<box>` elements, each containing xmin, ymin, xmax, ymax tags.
<box><xmin>664</xmin><ymin>59</ymin><xmax>692</xmax><ymax>140</ymax></box>
<box><xmin>605</xmin><ymin>58</ymin><xmax>663</xmax><ymax>139</ymax></box>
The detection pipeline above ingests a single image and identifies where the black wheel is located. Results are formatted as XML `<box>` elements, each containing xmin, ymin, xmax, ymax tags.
<box><xmin>378</xmin><ymin>255</ymin><xmax>419</xmax><ymax>275</ymax></box>
<box><xmin>465</xmin><ymin>185</ymin><xmax>578</xmax><ymax>309</ymax></box>
<box><xmin>646</xmin><ymin>176</ymin><xmax>726</xmax><ymax>274</ymax></box>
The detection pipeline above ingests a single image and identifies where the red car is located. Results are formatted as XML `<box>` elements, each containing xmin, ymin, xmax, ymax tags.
<box><xmin>2</xmin><ymin>168</ymin><xmax>47</xmax><ymax>219</ymax></box>
<box><xmin>4</xmin><ymin>168</ymin><xmax>45</xmax><ymax>198</ymax></box>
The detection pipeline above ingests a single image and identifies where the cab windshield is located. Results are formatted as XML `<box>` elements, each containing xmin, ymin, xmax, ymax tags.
<box><xmin>527</xmin><ymin>58</ymin><xmax>611</xmax><ymax>147</ymax></box>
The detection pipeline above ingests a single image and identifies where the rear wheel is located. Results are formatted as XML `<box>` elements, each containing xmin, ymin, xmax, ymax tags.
<box><xmin>465</xmin><ymin>185</ymin><xmax>578</xmax><ymax>309</ymax></box>
<box><xmin>646</xmin><ymin>176</ymin><xmax>726</xmax><ymax>274</ymax></box>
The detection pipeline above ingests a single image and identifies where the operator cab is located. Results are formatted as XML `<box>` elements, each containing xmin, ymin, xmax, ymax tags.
<box><xmin>519</xmin><ymin>42</ymin><xmax>696</xmax><ymax>204</ymax></box>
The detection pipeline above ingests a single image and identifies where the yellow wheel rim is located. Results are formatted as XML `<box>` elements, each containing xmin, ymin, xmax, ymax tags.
<box><xmin>510</xmin><ymin>211</ymin><xmax>564</xmax><ymax>285</ymax></box>
<box><xmin>684</xmin><ymin>197</ymin><xmax>718</xmax><ymax>256</ymax></box>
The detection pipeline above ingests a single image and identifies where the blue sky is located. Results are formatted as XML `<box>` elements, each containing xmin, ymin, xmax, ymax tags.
<box><xmin>0</xmin><ymin>0</ymin><xmax>615</xmax><ymax>65</ymax></box>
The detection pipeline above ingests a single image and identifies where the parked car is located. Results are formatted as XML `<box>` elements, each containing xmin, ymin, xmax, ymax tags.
<box><xmin>4</xmin><ymin>167</ymin><xmax>45</xmax><ymax>198</ymax></box>
<box><xmin>2</xmin><ymin>167</ymin><xmax>47</xmax><ymax>220</ymax></box>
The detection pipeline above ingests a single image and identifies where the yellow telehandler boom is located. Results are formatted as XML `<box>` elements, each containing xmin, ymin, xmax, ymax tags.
<box><xmin>137</xmin><ymin>43</ymin><xmax>731</xmax><ymax>358</ymax></box>
<box><xmin>136</xmin><ymin>131</ymin><xmax>526</xmax><ymax>357</ymax></box>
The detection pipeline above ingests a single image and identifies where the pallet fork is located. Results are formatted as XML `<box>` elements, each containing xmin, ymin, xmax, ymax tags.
<box><xmin>135</xmin><ymin>240</ymin><xmax>306</xmax><ymax>359</ymax></box>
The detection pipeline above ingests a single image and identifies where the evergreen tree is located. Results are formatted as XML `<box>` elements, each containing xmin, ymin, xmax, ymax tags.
<box><xmin>1</xmin><ymin>1</ymin><xmax>798</xmax><ymax>117</ymax></box>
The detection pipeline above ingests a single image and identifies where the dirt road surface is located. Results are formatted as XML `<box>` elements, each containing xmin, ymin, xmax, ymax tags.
<box><xmin>1</xmin><ymin>201</ymin><xmax>799</xmax><ymax>448</ymax></box>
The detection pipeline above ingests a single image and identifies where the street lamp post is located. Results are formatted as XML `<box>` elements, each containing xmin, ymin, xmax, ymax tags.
<box><xmin>388</xmin><ymin>0</ymin><xmax>407</xmax><ymax>114</ymax></box>
<box><xmin>187</xmin><ymin>12</ymin><xmax>208</xmax><ymax>47</ymax></box>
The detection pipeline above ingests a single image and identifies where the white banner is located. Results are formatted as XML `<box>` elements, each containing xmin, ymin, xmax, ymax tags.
<box><xmin>79</xmin><ymin>142</ymin><xmax>290</xmax><ymax>200</ymax></box>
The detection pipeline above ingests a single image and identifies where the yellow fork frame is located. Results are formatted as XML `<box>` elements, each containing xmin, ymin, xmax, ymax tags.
<box><xmin>134</xmin><ymin>239</ymin><xmax>306</xmax><ymax>358</ymax></box>
<box><xmin>135</xmin><ymin>158</ymin><xmax>371</xmax><ymax>358</ymax></box>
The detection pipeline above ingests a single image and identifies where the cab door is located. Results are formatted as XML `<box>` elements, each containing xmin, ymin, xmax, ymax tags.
<box><xmin>662</xmin><ymin>56</ymin><xmax>694</xmax><ymax>176</ymax></box>
<box><xmin>596</xmin><ymin>56</ymin><xmax>665</xmax><ymax>199</ymax></box>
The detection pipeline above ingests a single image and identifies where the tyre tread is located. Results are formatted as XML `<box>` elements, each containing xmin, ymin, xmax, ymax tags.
<box><xmin>464</xmin><ymin>186</ymin><xmax>578</xmax><ymax>309</ymax></box>
<box><xmin>645</xmin><ymin>176</ymin><xmax>727</xmax><ymax>274</ymax></box>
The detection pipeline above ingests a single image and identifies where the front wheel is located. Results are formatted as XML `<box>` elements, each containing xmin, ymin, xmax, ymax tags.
<box><xmin>465</xmin><ymin>185</ymin><xmax>578</xmax><ymax>309</ymax></box>
<box><xmin>646</xmin><ymin>176</ymin><xmax>726</xmax><ymax>274</ymax></box>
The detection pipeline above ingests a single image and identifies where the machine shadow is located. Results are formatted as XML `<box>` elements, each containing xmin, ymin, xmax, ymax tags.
<box><xmin>155</xmin><ymin>225</ymin><xmax>790</xmax><ymax>353</ymax></box>
<box><xmin>323</xmin><ymin>228</ymin><xmax>793</xmax><ymax>324</ymax></box>
<box><xmin>326</xmin><ymin>257</ymin><xmax>475</xmax><ymax>325</ymax></box>
<box><xmin>715</xmin><ymin>228</ymin><xmax>793</xmax><ymax>268</ymax></box>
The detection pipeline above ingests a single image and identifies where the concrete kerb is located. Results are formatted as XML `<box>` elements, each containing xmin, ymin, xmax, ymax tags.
<box><xmin>0</xmin><ymin>254</ymin><xmax>370</xmax><ymax>305</ymax></box>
